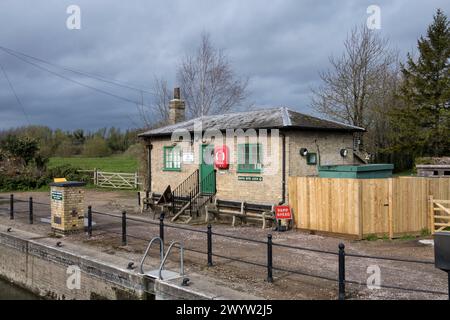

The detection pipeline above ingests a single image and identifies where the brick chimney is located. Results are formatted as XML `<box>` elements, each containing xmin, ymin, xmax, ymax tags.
<box><xmin>168</xmin><ymin>87</ymin><xmax>185</xmax><ymax>125</ymax></box>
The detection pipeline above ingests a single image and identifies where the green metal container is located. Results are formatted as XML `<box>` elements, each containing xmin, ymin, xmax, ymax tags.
<box><xmin>318</xmin><ymin>164</ymin><xmax>394</xmax><ymax>179</ymax></box>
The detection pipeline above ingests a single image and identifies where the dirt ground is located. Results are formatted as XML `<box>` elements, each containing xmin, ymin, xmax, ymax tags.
<box><xmin>0</xmin><ymin>190</ymin><xmax>448</xmax><ymax>300</ymax></box>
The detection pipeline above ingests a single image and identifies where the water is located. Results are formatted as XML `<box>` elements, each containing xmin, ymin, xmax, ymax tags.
<box><xmin>0</xmin><ymin>278</ymin><xmax>39</xmax><ymax>300</ymax></box>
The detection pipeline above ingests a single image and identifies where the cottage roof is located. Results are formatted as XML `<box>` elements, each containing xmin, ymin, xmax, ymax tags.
<box><xmin>138</xmin><ymin>107</ymin><xmax>365</xmax><ymax>137</ymax></box>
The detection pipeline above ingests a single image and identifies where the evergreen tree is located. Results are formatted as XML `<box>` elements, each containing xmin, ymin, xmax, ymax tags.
<box><xmin>392</xmin><ymin>9</ymin><xmax>450</xmax><ymax>157</ymax></box>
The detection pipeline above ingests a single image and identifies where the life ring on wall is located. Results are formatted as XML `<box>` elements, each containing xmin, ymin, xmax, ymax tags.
<box><xmin>214</xmin><ymin>145</ymin><xmax>229</xmax><ymax>169</ymax></box>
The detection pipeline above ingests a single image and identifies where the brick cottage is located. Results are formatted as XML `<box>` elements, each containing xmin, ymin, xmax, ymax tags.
<box><xmin>139</xmin><ymin>88</ymin><xmax>365</xmax><ymax>214</ymax></box>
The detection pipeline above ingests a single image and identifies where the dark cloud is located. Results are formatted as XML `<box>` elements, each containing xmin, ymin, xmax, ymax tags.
<box><xmin>0</xmin><ymin>0</ymin><xmax>448</xmax><ymax>130</ymax></box>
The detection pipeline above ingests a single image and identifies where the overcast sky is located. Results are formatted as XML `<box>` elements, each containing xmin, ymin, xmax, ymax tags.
<box><xmin>0</xmin><ymin>0</ymin><xmax>448</xmax><ymax>131</ymax></box>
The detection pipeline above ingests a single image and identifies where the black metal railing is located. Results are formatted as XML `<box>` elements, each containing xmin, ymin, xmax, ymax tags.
<box><xmin>171</xmin><ymin>169</ymin><xmax>217</xmax><ymax>218</ymax></box>
<box><xmin>1</xmin><ymin>194</ymin><xmax>449</xmax><ymax>300</ymax></box>
<box><xmin>171</xmin><ymin>169</ymin><xmax>199</xmax><ymax>216</ymax></box>
<box><xmin>79</xmin><ymin>206</ymin><xmax>448</xmax><ymax>300</ymax></box>
<box><xmin>0</xmin><ymin>194</ymin><xmax>50</xmax><ymax>225</ymax></box>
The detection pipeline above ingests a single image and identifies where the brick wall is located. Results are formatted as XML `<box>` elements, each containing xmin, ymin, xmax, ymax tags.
<box><xmin>286</xmin><ymin>131</ymin><xmax>355</xmax><ymax>177</ymax></box>
<box><xmin>146</xmin><ymin>130</ymin><xmax>355</xmax><ymax>205</ymax></box>
<box><xmin>50</xmin><ymin>186</ymin><xmax>85</xmax><ymax>233</ymax></box>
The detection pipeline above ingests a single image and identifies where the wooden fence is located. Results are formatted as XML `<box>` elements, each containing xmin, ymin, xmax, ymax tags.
<box><xmin>288</xmin><ymin>176</ymin><xmax>450</xmax><ymax>239</ymax></box>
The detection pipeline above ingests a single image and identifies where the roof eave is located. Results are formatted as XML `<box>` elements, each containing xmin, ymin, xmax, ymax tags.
<box><xmin>138</xmin><ymin>125</ymin><xmax>365</xmax><ymax>138</ymax></box>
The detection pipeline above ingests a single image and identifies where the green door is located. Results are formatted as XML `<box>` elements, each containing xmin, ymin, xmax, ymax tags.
<box><xmin>200</xmin><ymin>144</ymin><xmax>216</xmax><ymax>194</ymax></box>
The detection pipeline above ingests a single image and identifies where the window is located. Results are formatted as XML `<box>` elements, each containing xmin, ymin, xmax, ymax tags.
<box><xmin>306</xmin><ymin>153</ymin><xmax>317</xmax><ymax>165</ymax></box>
<box><xmin>237</xmin><ymin>143</ymin><xmax>262</xmax><ymax>173</ymax></box>
<box><xmin>163</xmin><ymin>146</ymin><xmax>181</xmax><ymax>171</ymax></box>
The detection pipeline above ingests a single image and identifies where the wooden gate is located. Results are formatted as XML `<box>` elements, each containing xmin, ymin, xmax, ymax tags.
<box><xmin>95</xmin><ymin>171</ymin><xmax>139</xmax><ymax>189</ymax></box>
<box><xmin>430</xmin><ymin>197</ymin><xmax>450</xmax><ymax>234</ymax></box>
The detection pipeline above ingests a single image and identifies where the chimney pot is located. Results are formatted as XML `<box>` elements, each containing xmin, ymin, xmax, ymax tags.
<box><xmin>174</xmin><ymin>87</ymin><xmax>181</xmax><ymax>100</ymax></box>
<box><xmin>168</xmin><ymin>87</ymin><xmax>185</xmax><ymax>125</ymax></box>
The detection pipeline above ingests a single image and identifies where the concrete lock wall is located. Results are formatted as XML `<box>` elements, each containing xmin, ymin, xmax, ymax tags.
<box><xmin>0</xmin><ymin>230</ymin><xmax>220</xmax><ymax>300</ymax></box>
<box><xmin>148</xmin><ymin>130</ymin><xmax>356</xmax><ymax>205</ymax></box>
<box><xmin>0</xmin><ymin>232</ymin><xmax>148</xmax><ymax>300</ymax></box>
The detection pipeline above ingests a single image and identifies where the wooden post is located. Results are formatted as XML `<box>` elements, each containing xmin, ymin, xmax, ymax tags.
<box><xmin>388</xmin><ymin>178</ymin><xmax>394</xmax><ymax>239</ymax></box>
<box><xmin>134</xmin><ymin>172</ymin><xmax>138</xmax><ymax>189</ymax></box>
<box><xmin>94</xmin><ymin>168</ymin><xmax>98</xmax><ymax>185</ymax></box>
<box><xmin>429</xmin><ymin>195</ymin><xmax>435</xmax><ymax>235</ymax></box>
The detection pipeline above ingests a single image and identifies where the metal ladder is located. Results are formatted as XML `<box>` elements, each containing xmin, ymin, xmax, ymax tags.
<box><xmin>139</xmin><ymin>237</ymin><xmax>185</xmax><ymax>281</ymax></box>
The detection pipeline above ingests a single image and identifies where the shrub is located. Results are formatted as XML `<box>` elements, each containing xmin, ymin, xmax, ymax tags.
<box><xmin>54</xmin><ymin>140</ymin><xmax>81</xmax><ymax>157</ymax></box>
<box><xmin>365</xmin><ymin>234</ymin><xmax>378</xmax><ymax>241</ymax></box>
<box><xmin>0</xmin><ymin>165</ymin><xmax>90</xmax><ymax>192</ymax></box>
<box><xmin>0</xmin><ymin>174</ymin><xmax>45</xmax><ymax>192</ymax></box>
<box><xmin>420</xmin><ymin>228</ymin><xmax>431</xmax><ymax>237</ymax></box>
<box><xmin>45</xmin><ymin>165</ymin><xmax>91</xmax><ymax>183</ymax></box>
<box><xmin>82</xmin><ymin>137</ymin><xmax>111</xmax><ymax>157</ymax></box>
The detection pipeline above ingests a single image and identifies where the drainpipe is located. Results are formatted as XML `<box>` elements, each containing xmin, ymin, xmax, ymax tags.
<box><xmin>280</xmin><ymin>133</ymin><xmax>286</xmax><ymax>205</ymax></box>
<box><xmin>147</xmin><ymin>143</ymin><xmax>153</xmax><ymax>192</ymax></box>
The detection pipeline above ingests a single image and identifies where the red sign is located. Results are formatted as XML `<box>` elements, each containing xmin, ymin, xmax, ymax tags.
<box><xmin>275</xmin><ymin>206</ymin><xmax>292</xmax><ymax>220</ymax></box>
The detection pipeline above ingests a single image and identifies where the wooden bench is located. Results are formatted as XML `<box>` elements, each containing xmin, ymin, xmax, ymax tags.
<box><xmin>205</xmin><ymin>199</ymin><xmax>275</xmax><ymax>229</ymax></box>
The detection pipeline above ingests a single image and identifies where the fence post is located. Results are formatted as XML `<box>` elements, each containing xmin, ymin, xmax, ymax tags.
<box><xmin>87</xmin><ymin>206</ymin><xmax>92</xmax><ymax>238</ymax></box>
<box><xmin>159</xmin><ymin>213</ymin><xmax>165</xmax><ymax>242</ymax></box>
<box><xmin>134</xmin><ymin>172</ymin><xmax>138</xmax><ymax>189</ymax></box>
<box><xmin>9</xmin><ymin>194</ymin><xmax>14</xmax><ymax>220</ymax></box>
<box><xmin>137</xmin><ymin>192</ymin><xmax>141</xmax><ymax>207</ymax></box>
<box><xmin>338</xmin><ymin>243</ymin><xmax>346</xmax><ymax>300</ymax></box>
<box><xmin>267</xmin><ymin>234</ymin><xmax>273</xmax><ymax>283</ymax></box>
<box><xmin>122</xmin><ymin>210</ymin><xmax>127</xmax><ymax>246</ymax></box>
<box><xmin>29</xmin><ymin>197</ymin><xmax>33</xmax><ymax>224</ymax></box>
<box><xmin>146</xmin><ymin>191</ymin><xmax>150</xmax><ymax>210</ymax></box>
<box><xmin>207</xmin><ymin>224</ymin><xmax>213</xmax><ymax>266</ymax></box>
<box><xmin>94</xmin><ymin>168</ymin><xmax>98</xmax><ymax>185</ymax></box>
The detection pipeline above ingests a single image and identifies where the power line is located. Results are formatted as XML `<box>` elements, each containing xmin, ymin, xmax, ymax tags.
<box><xmin>0</xmin><ymin>48</ymin><xmax>156</xmax><ymax>109</ymax></box>
<box><xmin>0</xmin><ymin>61</ymin><xmax>31</xmax><ymax>125</ymax></box>
<box><xmin>0</xmin><ymin>45</ymin><xmax>157</xmax><ymax>96</ymax></box>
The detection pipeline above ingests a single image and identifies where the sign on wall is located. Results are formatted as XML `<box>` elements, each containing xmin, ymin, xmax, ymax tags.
<box><xmin>51</xmin><ymin>191</ymin><xmax>63</xmax><ymax>201</ymax></box>
<box><xmin>182</xmin><ymin>152</ymin><xmax>194</xmax><ymax>164</ymax></box>
<box><xmin>275</xmin><ymin>205</ymin><xmax>292</xmax><ymax>220</ymax></box>
<box><xmin>238</xmin><ymin>176</ymin><xmax>263</xmax><ymax>182</ymax></box>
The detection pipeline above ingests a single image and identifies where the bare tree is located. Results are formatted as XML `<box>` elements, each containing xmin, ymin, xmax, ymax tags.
<box><xmin>137</xmin><ymin>76</ymin><xmax>171</xmax><ymax>129</ymax></box>
<box><xmin>311</xmin><ymin>25</ymin><xmax>398</xmax><ymax>145</ymax></box>
<box><xmin>177</xmin><ymin>33</ymin><xmax>248</xmax><ymax>118</ymax></box>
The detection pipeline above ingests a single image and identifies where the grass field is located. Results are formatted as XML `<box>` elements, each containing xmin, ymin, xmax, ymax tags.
<box><xmin>48</xmin><ymin>155</ymin><xmax>138</xmax><ymax>173</ymax></box>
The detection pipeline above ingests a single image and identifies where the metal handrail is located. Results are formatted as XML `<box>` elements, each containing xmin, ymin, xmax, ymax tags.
<box><xmin>172</xmin><ymin>169</ymin><xmax>199</xmax><ymax>215</ymax></box>
<box><xmin>139</xmin><ymin>237</ymin><xmax>164</xmax><ymax>275</ymax></box>
<box><xmin>158</xmin><ymin>241</ymin><xmax>184</xmax><ymax>280</ymax></box>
